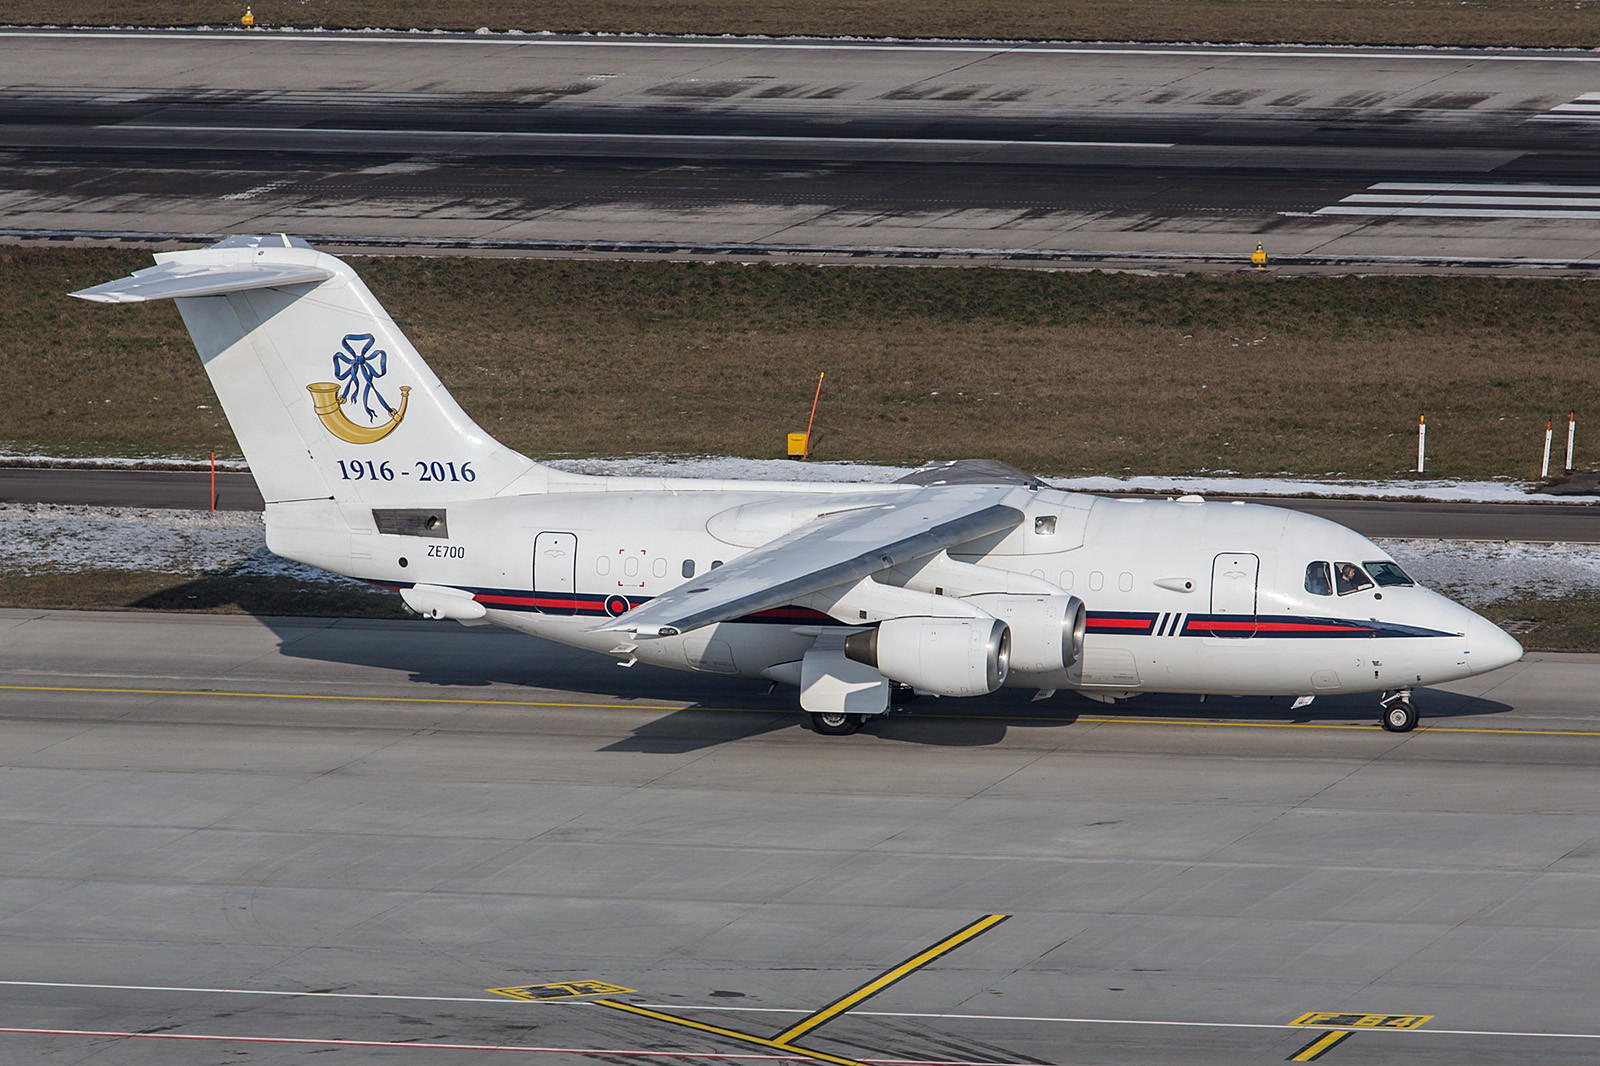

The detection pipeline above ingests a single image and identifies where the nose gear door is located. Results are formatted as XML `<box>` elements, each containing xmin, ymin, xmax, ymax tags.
<box><xmin>1209</xmin><ymin>552</ymin><xmax>1259</xmax><ymax>638</ymax></box>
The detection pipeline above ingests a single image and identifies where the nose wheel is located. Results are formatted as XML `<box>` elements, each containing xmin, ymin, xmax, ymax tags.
<box><xmin>810</xmin><ymin>711</ymin><xmax>864</xmax><ymax>736</ymax></box>
<box><xmin>1380</xmin><ymin>691</ymin><xmax>1419</xmax><ymax>733</ymax></box>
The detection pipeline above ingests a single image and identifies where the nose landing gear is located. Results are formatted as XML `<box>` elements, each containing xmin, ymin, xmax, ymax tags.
<box><xmin>1380</xmin><ymin>690</ymin><xmax>1419</xmax><ymax>733</ymax></box>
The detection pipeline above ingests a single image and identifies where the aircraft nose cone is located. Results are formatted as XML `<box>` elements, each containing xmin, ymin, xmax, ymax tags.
<box><xmin>1467</xmin><ymin>615</ymin><xmax>1524</xmax><ymax>673</ymax></box>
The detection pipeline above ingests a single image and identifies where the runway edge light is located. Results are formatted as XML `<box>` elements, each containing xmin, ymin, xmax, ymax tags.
<box><xmin>1251</xmin><ymin>241</ymin><xmax>1267</xmax><ymax>269</ymax></box>
<box><xmin>241</xmin><ymin>6</ymin><xmax>254</xmax><ymax>27</ymax></box>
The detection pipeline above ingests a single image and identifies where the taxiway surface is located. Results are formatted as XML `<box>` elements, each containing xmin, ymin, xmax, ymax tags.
<box><xmin>4</xmin><ymin>30</ymin><xmax>1600</xmax><ymax>269</ymax></box>
<box><xmin>3</xmin><ymin>607</ymin><xmax>1599</xmax><ymax>1064</ymax></box>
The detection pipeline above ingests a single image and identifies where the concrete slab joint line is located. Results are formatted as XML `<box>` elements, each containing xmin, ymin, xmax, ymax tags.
<box><xmin>566</xmin><ymin>914</ymin><xmax>1008</xmax><ymax>1066</ymax></box>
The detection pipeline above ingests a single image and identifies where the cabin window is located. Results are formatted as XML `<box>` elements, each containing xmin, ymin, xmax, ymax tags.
<box><xmin>682</xmin><ymin>559</ymin><xmax>696</xmax><ymax>578</ymax></box>
<box><xmin>1364</xmin><ymin>560</ymin><xmax>1415</xmax><ymax>587</ymax></box>
<box><xmin>596</xmin><ymin>556</ymin><xmax>611</xmax><ymax>576</ymax></box>
<box><xmin>1118</xmin><ymin>571</ymin><xmax>1133</xmax><ymax>592</ymax></box>
<box><xmin>1304</xmin><ymin>561</ymin><xmax>1332</xmax><ymax>596</ymax></box>
<box><xmin>711</xmin><ymin>560</ymin><xmax>724</xmax><ymax>569</ymax></box>
<box><xmin>1334</xmin><ymin>561</ymin><xmax>1374</xmax><ymax>595</ymax></box>
<box><xmin>1058</xmin><ymin>570</ymin><xmax>1074</xmax><ymax>590</ymax></box>
<box><xmin>652</xmin><ymin>557</ymin><xmax>667</xmax><ymax>578</ymax></box>
<box><xmin>1089</xmin><ymin>571</ymin><xmax>1104</xmax><ymax>592</ymax></box>
<box><xmin>623</xmin><ymin>556</ymin><xmax>639</xmax><ymax>577</ymax></box>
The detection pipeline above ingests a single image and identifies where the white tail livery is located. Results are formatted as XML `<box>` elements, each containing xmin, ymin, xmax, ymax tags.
<box><xmin>77</xmin><ymin>236</ymin><xmax>1522</xmax><ymax>736</ymax></box>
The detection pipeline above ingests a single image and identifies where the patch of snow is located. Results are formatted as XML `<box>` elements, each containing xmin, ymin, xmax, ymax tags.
<box><xmin>547</xmin><ymin>455</ymin><xmax>908</xmax><ymax>483</ymax></box>
<box><xmin>1375</xmin><ymin>538</ymin><xmax>1600</xmax><ymax>608</ymax></box>
<box><xmin>0</xmin><ymin>503</ymin><xmax>359</xmax><ymax>587</ymax></box>
<box><xmin>546</xmin><ymin>456</ymin><xmax>1595</xmax><ymax>504</ymax></box>
<box><xmin>4</xmin><ymin>503</ymin><xmax>1597</xmax><ymax>608</ymax></box>
<box><xmin>1046</xmin><ymin>473</ymin><xmax>1592</xmax><ymax>504</ymax></box>
<box><xmin>0</xmin><ymin>451</ymin><xmax>250</xmax><ymax>471</ymax></box>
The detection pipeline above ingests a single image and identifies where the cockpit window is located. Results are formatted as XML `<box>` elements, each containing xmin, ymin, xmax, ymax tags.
<box><xmin>1364</xmin><ymin>560</ymin><xmax>1414</xmax><ymax>587</ymax></box>
<box><xmin>1334</xmin><ymin>561</ymin><xmax>1374</xmax><ymax>595</ymax></box>
<box><xmin>1304</xmin><ymin>561</ymin><xmax>1332</xmax><ymax>596</ymax></box>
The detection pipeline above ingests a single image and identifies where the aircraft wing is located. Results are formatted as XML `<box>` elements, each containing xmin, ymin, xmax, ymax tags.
<box><xmin>592</xmin><ymin>484</ymin><xmax>1027</xmax><ymax>637</ymax></box>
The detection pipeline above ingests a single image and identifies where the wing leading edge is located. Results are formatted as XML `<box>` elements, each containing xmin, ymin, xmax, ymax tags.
<box><xmin>592</xmin><ymin>484</ymin><xmax>1028</xmax><ymax>638</ymax></box>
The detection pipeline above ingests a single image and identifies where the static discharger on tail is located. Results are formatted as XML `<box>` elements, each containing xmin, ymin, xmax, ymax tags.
<box><xmin>73</xmin><ymin>236</ymin><xmax>1524</xmax><ymax>736</ymax></box>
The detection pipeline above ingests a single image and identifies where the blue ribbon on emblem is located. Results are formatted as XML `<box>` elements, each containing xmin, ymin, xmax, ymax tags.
<box><xmin>333</xmin><ymin>333</ymin><xmax>394</xmax><ymax>422</ymax></box>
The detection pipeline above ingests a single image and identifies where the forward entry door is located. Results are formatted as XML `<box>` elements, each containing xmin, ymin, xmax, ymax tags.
<box><xmin>534</xmin><ymin>531</ymin><xmax>578</xmax><ymax>615</ymax></box>
<box><xmin>1209</xmin><ymin>552</ymin><xmax>1259</xmax><ymax>638</ymax></box>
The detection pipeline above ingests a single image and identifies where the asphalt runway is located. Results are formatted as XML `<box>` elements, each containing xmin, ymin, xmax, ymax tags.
<box><xmin>2</xmin><ymin>607</ymin><xmax>1599</xmax><ymax>1064</ymax></box>
<box><xmin>5</xmin><ymin>466</ymin><xmax>1598</xmax><ymax>541</ymax></box>
<box><xmin>3</xmin><ymin>30</ymin><xmax>1600</xmax><ymax>269</ymax></box>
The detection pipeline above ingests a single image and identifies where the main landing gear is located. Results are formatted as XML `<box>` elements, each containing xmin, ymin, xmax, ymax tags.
<box><xmin>1380</xmin><ymin>690</ymin><xmax>1419</xmax><ymax>733</ymax></box>
<box><xmin>810</xmin><ymin>711</ymin><xmax>865</xmax><ymax>736</ymax></box>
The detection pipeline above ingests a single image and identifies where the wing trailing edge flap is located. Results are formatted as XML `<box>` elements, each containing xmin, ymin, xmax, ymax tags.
<box><xmin>591</xmin><ymin>485</ymin><xmax>1029</xmax><ymax>638</ymax></box>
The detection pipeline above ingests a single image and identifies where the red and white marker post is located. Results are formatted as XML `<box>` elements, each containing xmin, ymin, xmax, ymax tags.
<box><xmin>1416</xmin><ymin>414</ymin><xmax>1426</xmax><ymax>474</ymax></box>
<box><xmin>1541</xmin><ymin>419</ymin><xmax>1554</xmax><ymax>479</ymax></box>
<box><xmin>1567</xmin><ymin>412</ymin><xmax>1576</xmax><ymax>473</ymax></box>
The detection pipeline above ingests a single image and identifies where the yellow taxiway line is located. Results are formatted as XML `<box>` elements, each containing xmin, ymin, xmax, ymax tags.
<box><xmin>589</xmin><ymin>1000</ymin><xmax>872</xmax><ymax>1066</ymax></box>
<box><xmin>4</xmin><ymin>684</ymin><xmax>1599</xmax><ymax>737</ymax></box>
<box><xmin>773</xmin><ymin>914</ymin><xmax>1009</xmax><ymax>1044</ymax></box>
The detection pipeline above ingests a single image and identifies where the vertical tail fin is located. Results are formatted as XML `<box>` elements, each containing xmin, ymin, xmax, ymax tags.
<box><xmin>73</xmin><ymin>235</ymin><xmax>540</xmax><ymax>505</ymax></box>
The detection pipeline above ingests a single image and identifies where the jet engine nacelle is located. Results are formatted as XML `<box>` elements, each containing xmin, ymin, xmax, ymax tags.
<box><xmin>843</xmin><ymin>616</ymin><xmax>1010</xmax><ymax>697</ymax></box>
<box><xmin>963</xmin><ymin>593</ymin><xmax>1086</xmax><ymax>686</ymax></box>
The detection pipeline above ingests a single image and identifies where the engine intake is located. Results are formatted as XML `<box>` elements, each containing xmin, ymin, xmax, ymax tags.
<box><xmin>844</xmin><ymin>616</ymin><xmax>1010</xmax><ymax>696</ymax></box>
<box><xmin>963</xmin><ymin>593</ymin><xmax>1086</xmax><ymax>685</ymax></box>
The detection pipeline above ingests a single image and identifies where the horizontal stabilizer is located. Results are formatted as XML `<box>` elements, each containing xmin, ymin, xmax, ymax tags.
<box><xmin>70</xmin><ymin>260</ymin><xmax>334</xmax><ymax>303</ymax></box>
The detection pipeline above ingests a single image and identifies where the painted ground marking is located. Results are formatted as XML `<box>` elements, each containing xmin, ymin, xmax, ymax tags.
<box><xmin>489</xmin><ymin>980</ymin><xmax>634</xmax><ymax>1001</ymax></box>
<box><xmin>1287</xmin><ymin>1012</ymin><xmax>1432</xmax><ymax>1061</ymax></box>
<box><xmin>7</xmin><ymin>684</ymin><xmax>1597</xmax><ymax>736</ymax></box>
<box><xmin>1289</xmin><ymin>1030</ymin><xmax>1353</xmax><ymax>1061</ymax></box>
<box><xmin>500</xmin><ymin>914</ymin><xmax>1009</xmax><ymax>1066</ymax></box>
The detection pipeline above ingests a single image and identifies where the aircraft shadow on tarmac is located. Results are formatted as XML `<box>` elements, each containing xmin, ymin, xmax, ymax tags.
<box><xmin>258</xmin><ymin>616</ymin><xmax>1514</xmax><ymax>752</ymax></box>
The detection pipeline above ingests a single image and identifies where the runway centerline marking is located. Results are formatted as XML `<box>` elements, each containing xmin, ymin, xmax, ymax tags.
<box><xmin>6</xmin><ymin>685</ymin><xmax>1598</xmax><ymax>736</ymax></box>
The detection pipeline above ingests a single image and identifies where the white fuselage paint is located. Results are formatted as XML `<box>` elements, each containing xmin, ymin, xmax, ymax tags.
<box><xmin>309</xmin><ymin>473</ymin><xmax>1520</xmax><ymax>699</ymax></box>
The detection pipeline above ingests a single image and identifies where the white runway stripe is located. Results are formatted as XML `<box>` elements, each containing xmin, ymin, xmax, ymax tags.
<box><xmin>1535</xmin><ymin>91</ymin><xmax>1600</xmax><ymax>120</ymax></box>
<box><xmin>1344</xmin><ymin>193</ymin><xmax>1600</xmax><ymax>207</ymax></box>
<box><xmin>1315</xmin><ymin>182</ymin><xmax>1600</xmax><ymax>220</ymax></box>
<box><xmin>1370</xmin><ymin>182</ymin><xmax>1600</xmax><ymax>194</ymax></box>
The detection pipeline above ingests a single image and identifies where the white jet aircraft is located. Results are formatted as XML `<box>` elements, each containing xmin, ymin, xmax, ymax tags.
<box><xmin>76</xmin><ymin>236</ymin><xmax>1523</xmax><ymax>734</ymax></box>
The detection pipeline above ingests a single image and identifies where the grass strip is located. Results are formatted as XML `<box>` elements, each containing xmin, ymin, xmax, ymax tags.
<box><xmin>5</xmin><ymin>0</ymin><xmax>1600</xmax><ymax>48</ymax></box>
<box><xmin>6</xmin><ymin>247</ymin><xmax>1598</xmax><ymax>482</ymax></box>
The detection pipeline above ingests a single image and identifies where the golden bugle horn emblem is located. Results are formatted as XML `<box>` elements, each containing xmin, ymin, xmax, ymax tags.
<box><xmin>308</xmin><ymin>332</ymin><xmax>411</xmax><ymax>445</ymax></box>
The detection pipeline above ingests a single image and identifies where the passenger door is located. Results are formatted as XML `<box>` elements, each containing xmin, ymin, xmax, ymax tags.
<box><xmin>533</xmin><ymin>531</ymin><xmax>578</xmax><ymax>615</ymax></box>
<box><xmin>1209</xmin><ymin>552</ymin><xmax>1259</xmax><ymax>638</ymax></box>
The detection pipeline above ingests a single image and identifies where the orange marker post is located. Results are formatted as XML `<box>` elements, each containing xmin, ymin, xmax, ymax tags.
<box><xmin>802</xmin><ymin>371</ymin><xmax>824</xmax><ymax>459</ymax></box>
